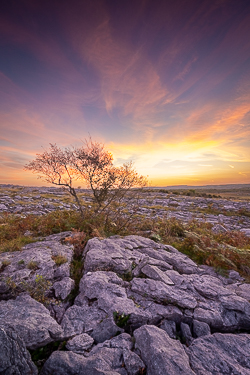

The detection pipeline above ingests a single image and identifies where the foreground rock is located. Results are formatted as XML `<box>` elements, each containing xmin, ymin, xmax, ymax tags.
<box><xmin>0</xmin><ymin>232</ymin><xmax>74</xmax><ymax>303</ymax></box>
<box><xmin>0</xmin><ymin>325</ymin><xmax>38</xmax><ymax>374</ymax></box>
<box><xmin>134</xmin><ymin>325</ymin><xmax>195</xmax><ymax>375</ymax></box>
<box><xmin>1</xmin><ymin>233</ymin><xmax>250</xmax><ymax>374</ymax></box>
<box><xmin>0</xmin><ymin>294</ymin><xmax>63</xmax><ymax>349</ymax></box>
<box><xmin>187</xmin><ymin>333</ymin><xmax>250</xmax><ymax>374</ymax></box>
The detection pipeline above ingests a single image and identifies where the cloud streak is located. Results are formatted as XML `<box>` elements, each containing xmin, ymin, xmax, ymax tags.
<box><xmin>0</xmin><ymin>0</ymin><xmax>249</xmax><ymax>185</ymax></box>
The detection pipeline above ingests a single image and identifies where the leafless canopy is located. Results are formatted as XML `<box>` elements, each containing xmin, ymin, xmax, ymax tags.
<box><xmin>24</xmin><ymin>139</ymin><xmax>147</xmax><ymax>221</ymax></box>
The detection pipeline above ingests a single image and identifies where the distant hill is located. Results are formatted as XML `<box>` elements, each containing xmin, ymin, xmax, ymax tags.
<box><xmin>150</xmin><ymin>184</ymin><xmax>250</xmax><ymax>190</ymax></box>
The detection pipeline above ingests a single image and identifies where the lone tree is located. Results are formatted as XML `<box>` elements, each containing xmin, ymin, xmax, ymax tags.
<box><xmin>24</xmin><ymin>139</ymin><xmax>147</xmax><ymax>226</ymax></box>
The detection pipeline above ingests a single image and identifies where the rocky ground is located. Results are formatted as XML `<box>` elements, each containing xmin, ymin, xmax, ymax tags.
<box><xmin>1</xmin><ymin>232</ymin><xmax>250</xmax><ymax>374</ymax></box>
<box><xmin>1</xmin><ymin>184</ymin><xmax>250</xmax><ymax>374</ymax></box>
<box><xmin>0</xmin><ymin>185</ymin><xmax>250</xmax><ymax>236</ymax></box>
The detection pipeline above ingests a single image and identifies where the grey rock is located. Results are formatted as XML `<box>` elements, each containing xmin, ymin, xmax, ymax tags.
<box><xmin>84</xmin><ymin>237</ymin><xmax>132</xmax><ymax>274</ymax></box>
<box><xmin>66</xmin><ymin>333</ymin><xmax>94</xmax><ymax>354</ymax></box>
<box><xmin>159</xmin><ymin>319</ymin><xmax>176</xmax><ymax>339</ymax></box>
<box><xmin>134</xmin><ymin>325</ymin><xmax>195</xmax><ymax>374</ymax></box>
<box><xmin>0</xmin><ymin>234</ymin><xmax>73</xmax><ymax>288</ymax></box>
<box><xmin>123</xmin><ymin>349</ymin><xmax>145</xmax><ymax>375</ymax></box>
<box><xmin>61</xmin><ymin>304</ymin><xmax>106</xmax><ymax>337</ymax></box>
<box><xmin>0</xmin><ymin>280</ymin><xmax>10</xmax><ymax>294</ymax></box>
<box><xmin>75</xmin><ymin>271</ymin><xmax>151</xmax><ymax>332</ymax></box>
<box><xmin>50</xmin><ymin>301</ymin><xmax>70</xmax><ymax>324</ymax></box>
<box><xmin>0</xmin><ymin>294</ymin><xmax>63</xmax><ymax>349</ymax></box>
<box><xmin>192</xmin><ymin>319</ymin><xmax>211</xmax><ymax>338</ymax></box>
<box><xmin>110</xmin><ymin>333</ymin><xmax>133</xmax><ymax>350</ymax></box>
<box><xmin>144</xmin><ymin>301</ymin><xmax>183</xmax><ymax>323</ymax></box>
<box><xmin>187</xmin><ymin>332</ymin><xmax>250</xmax><ymax>374</ymax></box>
<box><xmin>212</xmin><ymin>224</ymin><xmax>228</xmax><ymax>233</ymax></box>
<box><xmin>237</xmin><ymin>283</ymin><xmax>250</xmax><ymax>300</ymax></box>
<box><xmin>228</xmin><ymin>270</ymin><xmax>244</xmax><ymax>281</ymax></box>
<box><xmin>194</xmin><ymin>305</ymin><xmax>224</xmax><ymax>329</ymax></box>
<box><xmin>180</xmin><ymin>322</ymin><xmax>193</xmax><ymax>345</ymax></box>
<box><xmin>0</xmin><ymin>325</ymin><xmax>38</xmax><ymax>374</ymax></box>
<box><xmin>91</xmin><ymin>316</ymin><xmax>124</xmax><ymax>343</ymax></box>
<box><xmin>140</xmin><ymin>264</ymin><xmax>174</xmax><ymax>285</ymax></box>
<box><xmin>220</xmin><ymin>294</ymin><xmax>250</xmax><ymax>313</ymax></box>
<box><xmin>54</xmin><ymin>263</ymin><xmax>71</xmax><ymax>278</ymax></box>
<box><xmin>132</xmin><ymin>256</ymin><xmax>150</xmax><ymax>277</ymax></box>
<box><xmin>40</xmin><ymin>348</ymin><xmax>124</xmax><ymax>375</ymax></box>
<box><xmin>89</xmin><ymin>333</ymin><xmax>133</xmax><ymax>355</ymax></box>
<box><xmin>130</xmin><ymin>278</ymin><xmax>197</xmax><ymax>309</ymax></box>
<box><xmin>240</xmin><ymin>228</ymin><xmax>250</xmax><ymax>237</ymax></box>
<box><xmin>53</xmin><ymin>277</ymin><xmax>75</xmax><ymax>300</ymax></box>
<box><xmin>1</xmin><ymin>210</ymin><xmax>250</xmax><ymax>374</ymax></box>
<box><xmin>159</xmin><ymin>251</ymin><xmax>198</xmax><ymax>275</ymax></box>
<box><xmin>192</xmin><ymin>274</ymin><xmax>231</xmax><ymax>298</ymax></box>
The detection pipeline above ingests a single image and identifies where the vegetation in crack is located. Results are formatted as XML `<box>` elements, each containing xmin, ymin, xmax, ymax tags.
<box><xmin>113</xmin><ymin>311</ymin><xmax>131</xmax><ymax>328</ymax></box>
<box><xmin>29</xmin><ymin>340</ymin><xmax>67</xmax><ymax>371</ymax></box>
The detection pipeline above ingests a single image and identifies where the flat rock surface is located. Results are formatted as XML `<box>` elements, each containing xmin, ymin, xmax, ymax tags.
<box><xmin>1</xmin><ymin>185</ymin><xmax>250</xmax><ymax>232</ymax></box>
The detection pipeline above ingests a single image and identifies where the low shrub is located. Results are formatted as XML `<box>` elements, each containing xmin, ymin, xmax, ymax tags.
<box><xmin>0</xmin><ymin>259</ymin><xmax>11</xmax><ymax>271</ymax></box>
<box><xmin>51</xmin><ymin>254</ymin><xmax>68</xmax><ymax>266</ymax></box>
<box><xmin>27</xmin><ymin>261</ymin><xmax>39</xmax><ymax>270</ymax></box>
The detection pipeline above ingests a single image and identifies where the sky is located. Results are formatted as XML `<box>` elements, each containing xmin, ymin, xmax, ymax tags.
<box><xmin>0</xmin><ymin>0</ymin><xmax>250</xmax><ymax>187</ymax></box>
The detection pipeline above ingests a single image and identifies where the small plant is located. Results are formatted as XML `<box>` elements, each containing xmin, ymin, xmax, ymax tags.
<box><xmin>215</xmin><ymin>267</ymin><xmax>229</xmax><ymax>278</ymax></box>
<box><xmin>120</xmin><ymin>270</ymin><xmax>133</xmax><ymax>282</ymax></box>
<box><xmin>113</xmin><ymin>311</ymin><xmax>130</xmax><ymax>328</ymax></box>
<box><xmin>131</xmin><ymin>261</ymin><xmax>137</xmax><ymax>270</ymax></box>
<box><xmin>0</xmin><ymin>259</ymin><xmax>11</xmax><ymax>271</ymax></box>
<box><xmin>21</xmin><ymin>275</ymin><xmax>52</xmax><ymax>305</ymax></box>
<box><xmin>4</xmin><ymin>274</ymin><xmax>52</xmax><ymax>305</ymax></box>
<box><xmin>27</xmin><ymin>261</ymin><xmax>39</xmax><ymax>270</ymax></box>
<box><xmin>30</xmin><ymin>340</ymin><xmax>66</xmax><ymax>370</ymax></box>
<box><xmin>149</xmin><ymin>233</ymin><xmax>162</xmax><ymax>242</ymax></box>
<box><xmin>52</xmin><ymin>254</ymin><xmax>68</xmax><ymax>266</ymax></box>
<box><xmin>18</xmin><ymin>259</ymin><xmax>25</xmax><ymax>265</ymax></box>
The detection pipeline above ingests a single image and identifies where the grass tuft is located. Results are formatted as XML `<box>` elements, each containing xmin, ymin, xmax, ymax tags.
<box><xmin>51</xmin><ymin>254</ymin><xmax>68</xmax><ymax>266</ymax></box>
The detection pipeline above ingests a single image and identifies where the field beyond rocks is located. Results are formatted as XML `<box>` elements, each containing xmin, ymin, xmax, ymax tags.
<box><xmin>1</xmin><ymin>184</ymin><xmax>250</xmax><ymax>374</ymax></box>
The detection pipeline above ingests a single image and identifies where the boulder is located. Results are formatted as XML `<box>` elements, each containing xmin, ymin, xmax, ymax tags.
<box><xmin>187</xmin><ymin>333</ymin><xmax>250</xmax><ymax>374</ymax></box>
<box><xmin>192</xmin><ymin>319</ymin><xmax>211</xmax><ymax>338</ymax></box>
<box><xmin>0</xmin><ymin>294</ymin><xmax>63</xmax><ymax>349</ymax></box>
<box><xmin>180</xmin><ymin>322</ymin><xmax>193</xmax><ymax>345</ymax></box>
<box><xmin>66</xmin><ymin>333</ymin><xmax>94</xmax><ymax>354</ymax></box>
<box><xmin>0</xmin><ymin>232</ymin><xmax>74</xmax><ymax>298</ymax></box>
<box><xmin>53</xmin><ymin>277</ymin><xmax>75</xmax><ymax>300</ymax></box>
<box><xmin>134</xmin><ymin>325</ymin><xmax>195</xmax><ymax>375</ymax></box>
<box><xmin>123</xmin><ymin>349</ymin><xmax>145</xmax><ymax>375</ymax></box>
<box><xmin>0</xmin><ymin>325</ymin><xmax>38</xmax><ymax>374</ymax></box>
<box><xmin>40</xmin><ymin>348</ymin><xmax>125</xmax><ymax>375</ymax></box>
<box><xmin>159</xmin><ymin>319</ymin><xmax>176</xmax><ymax>339</ymax></box>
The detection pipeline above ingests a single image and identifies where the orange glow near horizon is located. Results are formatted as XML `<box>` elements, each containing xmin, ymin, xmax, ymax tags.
<box><xmin>0</xmin><ymin>0</ymin><xmax>249</xmax><ymax>187</ymax></box>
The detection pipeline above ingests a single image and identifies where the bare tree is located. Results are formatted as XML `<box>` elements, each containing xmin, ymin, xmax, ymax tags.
<box><xmin>24</xmin><ymin>144</ymin><xmax>85</xmax><ymax>217</ymax></box>
<box><xmin>71</xmin><ymin>138</ymin><xmax>147</xmax><ymax>212</ymax></box>
<box><xmin>25</xmin><ymin>139</ymin><xmax>147</xmax><ymax>227</ymax></box>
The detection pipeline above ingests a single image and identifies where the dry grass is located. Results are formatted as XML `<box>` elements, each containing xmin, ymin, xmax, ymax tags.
<box><xmin>1</xmin><ymin>200</ymin><xmax>250</xmax><ymax>281</ymax></box>
<box><xmin>51</xmin><ymin>254</ymin><xmax>68</xmax><ymax>266</ymax></box>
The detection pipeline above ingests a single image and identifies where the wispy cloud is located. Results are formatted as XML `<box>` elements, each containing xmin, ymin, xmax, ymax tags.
<box><xmin>0</xmin><ymin>0</ymin><xmax>249</xmax><ymax>185</ymax></box>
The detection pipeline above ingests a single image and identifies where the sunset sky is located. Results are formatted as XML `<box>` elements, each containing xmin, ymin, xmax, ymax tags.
<box><xmin>0</xmin><ymin>0</ymin><xmax>250</xmax><ymax>187</ymax></box>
